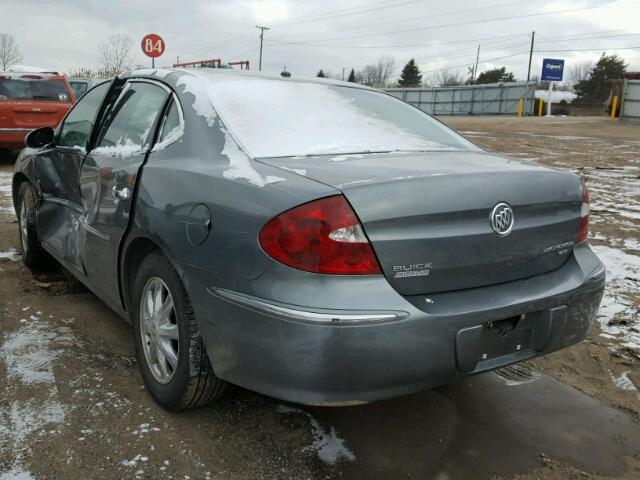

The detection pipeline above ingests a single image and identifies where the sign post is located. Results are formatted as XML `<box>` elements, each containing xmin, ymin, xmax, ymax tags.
<box><xmin>141</xmin><ymin>33</ymin><xmax>165</xmax><ymax>68</ymax></box>
<box><xmin>541</xmin><ymin>58</ymin><xmax>564</xmax><ymax>117</ymax></box>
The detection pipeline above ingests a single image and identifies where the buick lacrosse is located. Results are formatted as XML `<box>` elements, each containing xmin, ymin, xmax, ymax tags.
<box><xmin>12</xmin><ymin>69</ymin><xmax>605</xmax><ymax>409</ymax></box>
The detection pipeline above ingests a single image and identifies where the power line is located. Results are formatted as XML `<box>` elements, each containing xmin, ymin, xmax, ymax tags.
<box><xmin>267</xmin><ymin>30</ymin><xmax>640</xmax><ymax>55</ymax></box>
<box><xmin>269</xmin><ymin>0</ymin><xmax>424</xmax><ymax>27</ymax></box>
<box><xmin>271</xmin><ymin>0</ymin><xmax>539</xmax><ymax>40</ymax></box>
<box><xmin>420</xmin><ymin>51</ymin><xmax>530</xmax><ymax>75</ymax></box>
<box><xmin>536</xmin><ymin>46</ymin><xmax>640</xmax><ymax>52</ymax></box>
<box><xmin>271</xmin><ymin>3</ymin><xmax>608</xmax><ymax>44</ymax></box>
<box><xmin>228</xmin><ymin>45</ymin><xmax>259</xmax><ymax>61</ymax></box>
<box><xmin>266</xmin><ymin>29</ymin><xmax>639</xmax><ymax>50</ymax></box>
<box><xmin>266</xmin><ymin>33</ymin><xmax>526</xmax><ymax>49</ymax></box>
<box><xmin>536</xmin><ymin>32</ymin><xmax>640</xmax><ymax>44</ymax></box>
<box><xmin>178</xmin><ymin>32</ymin><xmax>254</xmax><ymax>60</ymax></box>
<box><xmin>418</xmin><ymin>44</ymin><xmax>640</xmax><ymax>77</ymax></box>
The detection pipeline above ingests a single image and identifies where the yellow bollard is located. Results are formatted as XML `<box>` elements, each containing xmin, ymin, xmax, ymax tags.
<box><xmin>517</xmin><ymin>98</ymin><xmax>524</xmax><ymax>117</ymax></box>
<box><xmin>611</xmin><ymin>95</ymin><xmax>619</xmax><ymax>119</ymax></box>
<box><xmin>537</xmin><ymin>98</ymin><xmax>544</xmax><ymax>116</ymax></box>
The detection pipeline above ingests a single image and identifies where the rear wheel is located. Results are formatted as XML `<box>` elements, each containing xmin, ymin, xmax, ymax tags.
<box><xmin>17</xmin><ymin>182</ymin><xmax>52</xmax><ymax>269</ymax></box>
<box><xmin>132</xmin><ymin>251</ymin><xmax>226</xmax><ymax>410</ymax></box>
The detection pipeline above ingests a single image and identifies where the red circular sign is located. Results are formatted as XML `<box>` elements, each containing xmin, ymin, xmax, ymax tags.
<box><xmin>141</xmin><ymin>34</ymin><xmax>165</xmax><ymax>58</ymax></box>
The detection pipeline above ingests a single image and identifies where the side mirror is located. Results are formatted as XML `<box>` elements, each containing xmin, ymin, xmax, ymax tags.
<box><xmin>25</xmin><ymin>127</ymin><xmax>55</xmax><ymax>149</ymax></box>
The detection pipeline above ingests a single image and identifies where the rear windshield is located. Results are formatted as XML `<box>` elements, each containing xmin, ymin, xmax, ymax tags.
<box><xmin>203</xmin><ymin>76</ymin><xmax>479</xmax><ymax>158</ymax></box>
<box><xmin>0</xmin><ymin>77</ymin><xmax>71</xmax><ymax>101</ymax></box>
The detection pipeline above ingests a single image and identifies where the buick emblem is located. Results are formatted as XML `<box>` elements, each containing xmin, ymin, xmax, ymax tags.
<box><xmin>490</xmin><ymin>202</ymin><xmax>514</xmax><ymax>236</ymax></box>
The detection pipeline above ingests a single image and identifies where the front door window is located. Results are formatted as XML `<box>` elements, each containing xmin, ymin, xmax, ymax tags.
<box><xmin>58</xmin><ymin>82</ymin><xmax>110</xmax><ymax>150</ymax></box>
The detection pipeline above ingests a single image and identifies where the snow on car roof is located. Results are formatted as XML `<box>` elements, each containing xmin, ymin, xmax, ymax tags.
<box><xmin>5</xmin><ymin>64</ymin><xmax>58</xmax><ymax>74</ymax></box>
<box><xmin>0</xmin><ymin>71</ymin><xmax>65</xmax><ymax>80</ymax></box>
<box><xmin>128</xmin><ymin>66</ymin><xmax>375</xmax><ymax>91</ymax></box>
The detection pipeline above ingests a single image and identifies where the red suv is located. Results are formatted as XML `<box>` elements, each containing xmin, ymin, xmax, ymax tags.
<box><xmin>0</xmin><ymin>72</ymin><xmax>76</xmax><ymax>151</ymax></box>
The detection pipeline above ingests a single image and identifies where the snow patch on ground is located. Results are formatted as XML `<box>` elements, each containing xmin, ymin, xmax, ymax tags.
<box><xmin>0</xmin><ymin>318</ymin><xmax>72</xmax><ymax>476</ymax></box>
<box><xmin>221</xmin><ymin>128</ymin><xmax>285</xmax><ymax>187</ymax></box>
<box><xmin>592</xmin><ymin>244</ymin><xmax>640</xmax><ymax>350</ymax></box>
<box><xmin>0</xmin><ymin>466</ymin><xmax>36</xmax><ymax>480</ymax></box>
<box><xmin>534</xmin><ymin>90</ymin><xmax>577</xmax><ymax>103</ymax></box>
<box><xmin>277</xmin><ymin>405</ymin><xmax>356</xmax><ymax>465</ymax></box>
<box><xmin>0</xmin><ymin>248</ymin><xmax>21</xmax><ymax>261</ymax></box>
<box><xmin>610</xmin><ymin>371</ymin><xmax>638</xmax><ymax>392</ymax></box>
<box><xmin>4</xmin><ymin>321</ymin><xmax>61</xmax><ymax>384</ymax></box>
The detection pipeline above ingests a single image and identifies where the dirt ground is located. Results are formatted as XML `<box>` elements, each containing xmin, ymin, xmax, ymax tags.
<box><xmin>1</xmin><ymin>116</ymin><xmax>639</xmax><ymax>480</ymax></box>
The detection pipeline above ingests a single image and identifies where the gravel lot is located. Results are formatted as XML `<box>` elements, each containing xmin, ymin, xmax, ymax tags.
<box><xmin>1</xmin><ymin>116</ymin><xmax>639</xmax><ymax>480</ymax></box>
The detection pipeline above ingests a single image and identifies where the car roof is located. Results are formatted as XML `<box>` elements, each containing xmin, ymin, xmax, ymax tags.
<box><xmin>125</xmin><ymin>67</ymin><xmax>376</xmax><ymax>92</ymax></box>
<box><xmin>0</xmin><ymin>72</ymin><xmax>66</xmax><ymax>81</ymax></box>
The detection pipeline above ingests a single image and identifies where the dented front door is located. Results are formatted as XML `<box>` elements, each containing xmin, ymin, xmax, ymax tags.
<box><xmin>35</xmin><ymin>82</ymin><xmax>111</xmax><ymax>273</ymax></box>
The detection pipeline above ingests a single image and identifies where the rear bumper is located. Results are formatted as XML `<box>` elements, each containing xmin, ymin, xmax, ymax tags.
<box><xmin>0</xmin><ymin>128</ymin><xmax>31</xmax><ymax>148</ymax></box>
<box><xmin>184</xmin><ymin>244</ymin><xmax>605</xmax><ymax>405</ymax></box>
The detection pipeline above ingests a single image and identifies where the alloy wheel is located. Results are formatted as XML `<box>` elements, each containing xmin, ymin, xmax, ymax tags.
<box><xmin>139</xmin><ymin>277</ymin><xmax>179</xmax><ymax>384</ymax></box>
<box><xmin>19</xmin><ymin>199</ymin><xmax>28</xmax><ymax>255</ymax></box>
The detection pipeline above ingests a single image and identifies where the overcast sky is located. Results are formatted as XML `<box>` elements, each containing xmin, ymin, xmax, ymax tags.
<box><xmin>1</xmin><ymin>0</ymin><xmax>639</xmax><ymax>82</ymax></box>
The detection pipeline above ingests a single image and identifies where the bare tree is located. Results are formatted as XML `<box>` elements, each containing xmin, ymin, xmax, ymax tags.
<box><xmin>434</xmin><ymin>70</ymin><xmax>464</xmax><ymax>87</ymax></box>
<box><xmin>99</xmin><ymin>35</ymin><xmax>133</xmax><ymax>75</ymax></box>
<box><xmin>68</xmin><ymin>67</ymin><xmax>115</xmax><ymax>79</ymax></box>
<box><xmin>357</xmin><ymin>65</ymin><xmax>378</xmax><ymax>87</ymax></box>
<box><xmin>568</xmin><ymin>61</ymin><xmax>592</xmax><ymax>86</ymax></box>
<box><xmin>357</xmin><ymin>55</ymin><xmax>396</xmax><ymax>88</ymax></box>
<box><xmin>0</xmin><ymin>33</ymin><xmax>22</xmax><ymax>71</ymax></box>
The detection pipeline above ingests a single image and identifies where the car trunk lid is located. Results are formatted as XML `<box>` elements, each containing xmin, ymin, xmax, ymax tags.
<box><xmin>259</xmin><ymin>151</ymin><xmax>583</xmax><ymax>295</ymax></box>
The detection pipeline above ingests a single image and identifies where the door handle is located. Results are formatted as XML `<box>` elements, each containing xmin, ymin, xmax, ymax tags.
<box><xmin>112</xmin><ymin>186</ymin><xmax>130</xmax><ymax>201</ymax></box>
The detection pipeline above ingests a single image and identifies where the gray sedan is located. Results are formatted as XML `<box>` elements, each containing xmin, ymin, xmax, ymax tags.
<box><xmin>12</xmin><ymin>69</ymin><xmax>605</xmax><ymax>409</ymax></box>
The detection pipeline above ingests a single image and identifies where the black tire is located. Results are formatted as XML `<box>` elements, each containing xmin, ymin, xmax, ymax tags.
<box><xmin>132</xmin><ymin>251</ymin><xmax>226</xmax><ymax>410</ymax></box>
<box><xmin>17</xmin><ymin>182</ymin><xmax>52</xmax><ymax>269</ymax></box>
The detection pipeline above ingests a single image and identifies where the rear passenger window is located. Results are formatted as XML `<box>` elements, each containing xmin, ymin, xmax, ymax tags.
<box><xmin>154</xmin><ymin>99</ymin><xmax>182</xmax><ymax>149</ymax></box>
<box><xmin>95</xmin><ymin>82</ymin><xmax>168</xmax><ymax>156</ymax></box>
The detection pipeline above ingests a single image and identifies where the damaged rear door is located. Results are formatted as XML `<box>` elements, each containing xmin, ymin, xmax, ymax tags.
<box><xmin>79</xmin><ymin>80</ymin><xmax>170</xmax><ymax>306</ymax></box>
<box><xmin>34</xmin><ymin>81</ymin><xmax>111</xmax><ymax>273</ymax></box>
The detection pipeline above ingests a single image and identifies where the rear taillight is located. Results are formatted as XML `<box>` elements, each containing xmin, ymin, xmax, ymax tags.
<box><xmin>576</xmin><ymin>178</ymin><xmax>590</xmax><ymax>244</ymax></box>
<box><xmin>259</xmin><ymin>195</ymin><xmax>382</xmax><ymax>275</ymax></box>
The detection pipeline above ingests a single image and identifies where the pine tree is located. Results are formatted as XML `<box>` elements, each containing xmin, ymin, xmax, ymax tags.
<box><xmin>575</xmin><ymin>54</ymin><xmax>627</xmax><ymax>104</ymax></box>
<box><xmin>475</xmin><ymin>67</ymin><xmax>516</xmax><ymax>84</ymax></box>
<box><xmin>347</xmin><ymin>68</ymin><xmax>356</xmax><ymax>82</ymax></box>
<box><xmin>317</xmin><ymin>69</ymin><xmax>326</xmax><ymax>78</ymax></box>
<box><xmin>397</xmin><ymin>58</ymin><xmax>422</xmax><ymax>87</ymax></box>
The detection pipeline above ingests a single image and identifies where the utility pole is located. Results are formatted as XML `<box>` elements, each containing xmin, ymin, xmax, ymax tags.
<box><xmin>527</xmin><ymin>31</ymin><xmax>535</xmax><ymax>82</ymax></box>
<box><xmin>256</xmin><ymin>25</ymin><xmax>270</xmax><ymax>71</ymax></box>
<box><xmin>472</xmin><ymin>45</ymin><xmax>480</xmax><ymax>83</ymax></box>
